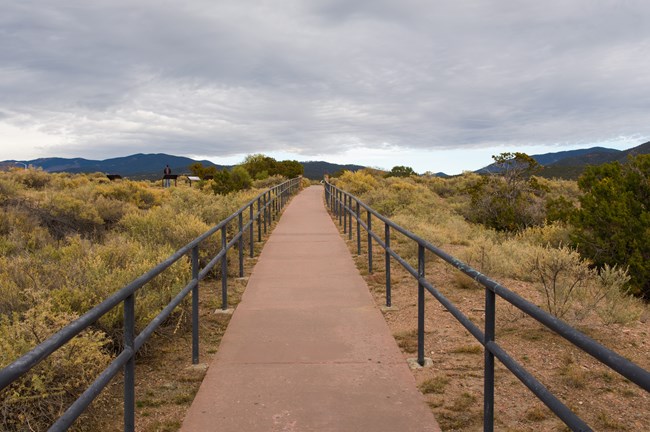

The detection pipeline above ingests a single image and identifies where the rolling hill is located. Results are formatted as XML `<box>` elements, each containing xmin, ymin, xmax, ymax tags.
<box><xmin>1</xmin><ymin>154</ymin><xmax>364</xmax><ymax>180</ymax></box>
<box><xmin>477</xmin><ymin>141</ymin><xmax>650</xmax><ymax>179</ymax></box>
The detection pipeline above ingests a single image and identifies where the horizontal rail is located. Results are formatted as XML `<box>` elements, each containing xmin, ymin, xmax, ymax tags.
<box><xmin>325</xmin><ymin>181</ymin><xmax>649</xmax><ymax>432</ymax></box>
<box><xmin>0</xmin><ymin>176</ymin><xmax>303</xmax><ymax>431</ymax></box>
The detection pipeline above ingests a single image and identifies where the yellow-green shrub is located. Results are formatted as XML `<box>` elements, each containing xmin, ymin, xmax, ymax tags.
<box><xmin>252</xmin><ymin>174</ymin><xmax>285</xmax><ymax>189</ymax></box>
<box><xmin>336</xmin><ymin>170</ymin><xmax>379</xmax><ymax>195</ymax></box>
<box><xmin>0</xmin><ymin>207</ymin><xmax>52</xmax><ymax>255</ymax></box>
<box><xmin>527</xmin><ymin>246</ymin><xmax>642</xmax><ymax>324</ymax></box>
<box><xmin>94</xmin><ymin>181</ymin><xmax>162</xmax><ymax>209</ymax></box>
<box><xmin>13</xmin><ymin>169</ymin><xmax>51</xmax><ymax>189</ymax></box>
<box><xmin>0</xmin><ymin>176</ymin><xmax>24</xmax><ymax>203</ymax></box>
<box><xmin>40</xmin><ymin>192</ymin><xmax>105</xmax><ymax>234</ymax></box>
<box><xmin>0</xmin><ymin>301</ymin><xmax>111</xmax><ymax>431</ymax></box>
<box><xmin>120</xmin><ymin>207</ymin><xmax>210</xmax><ymax>249</ymax></box>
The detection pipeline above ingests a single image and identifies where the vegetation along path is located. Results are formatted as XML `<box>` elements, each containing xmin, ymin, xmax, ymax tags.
<box><xmin>181</xmin><ymin>185</ymin><xmax>440</xmax><ymax>431</ymax></box>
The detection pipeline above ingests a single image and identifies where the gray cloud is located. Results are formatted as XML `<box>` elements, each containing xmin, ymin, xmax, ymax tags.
<box><xmin>1</xmin><ymin>0</ymin><xmax>649</xmax><ymax>162</ymax></box>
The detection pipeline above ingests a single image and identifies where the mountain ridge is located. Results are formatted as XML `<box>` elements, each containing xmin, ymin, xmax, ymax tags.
<box><xmin>476</xmin><ymin>141</ymin><xmax>649</xmax><ymax>179</ymax></box>
<box><xmin>1</xmin><ymin>153</ymin><xmax>364</xmax><ymax>180</ymax></box>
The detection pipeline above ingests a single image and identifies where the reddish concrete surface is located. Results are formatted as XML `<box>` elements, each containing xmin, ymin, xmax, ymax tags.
<box><xmin>180</xmin><ymin>186</ymin><xmax>440</xmax><ymax>432</ymax></box>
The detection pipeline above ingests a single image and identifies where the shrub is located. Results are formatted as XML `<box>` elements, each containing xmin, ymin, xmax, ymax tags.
<box><xmin>212</xmin><ymin>170</ymin><xmax>234</xmax><ymax>195</ymax></box>
<box><xmin>528</xmin><ymin>246</ymin><xmax>641</xmax><ymax>324</ymax></box>
<box><xmin>465</xmin><ymin>153</ymin><xmax>546</xmax><ymax>231</ymax></box>
<box><xmin>29</xmin><ymin>192</ymin><xmax>105</xmax><ymax>238</ymax></box>
<box><xmin>336</xmin><ymin>170</ymin><xmax>379</xmax><ymax>196</ymax></box>
<box><xmin>252</xmin><ymin>174</ymin><xmax>285</xmax><ymax>189</ymax></box>
<box><xmin>14</xmin><ymin>169</ymin><xmax>51</xmax><ymax>189</ymax></box>
<box><xmin>385</xmin><ymin>165</ymin><xmax>416</xmax><ymax>178</ymax></box>
<box><xmin>94</xmin><ymin>181</ymin><xmax>162</xmax><ymax>210</ymax></box>
<box><xmin>529</xmin><ymin>245</ymin><xmax>593</xmax><ymax>320</ymax></box>
<box><xmin>596</xmin><ymin>265</ymin><xmax>643</xmax><ymax>325</ymax></box>
<box><xmin>93</xmin><ymin>195</ymin><xmax>134</xmax><ymax>225</ymax></box>
<box><xmin>572</xmin><ymin>154</ymin><xmax>650</xmax><ymax>297</ymax></box>
<box><xmin>0</xmin><ymin>301</ymin><xmax>111</xmax><ymax>431</ymax></box>
<box><xmin>0</xmin><ymin>176</ymin><xmax>23</xmax><ymax>203</ymax></box>
<box><xmin>515</xmin><ymin>222</ymin><xmax>573</xmax><ymax>249</ymax></box>
<box><xmin>119</xmin><ymin>207</ymin><xmax>210</xmax><ymax>250</ymax></box>
<box><xmin>231</xmin><ymin>166</ymin><xmax>252</xmax><ymax>191</ymax></box>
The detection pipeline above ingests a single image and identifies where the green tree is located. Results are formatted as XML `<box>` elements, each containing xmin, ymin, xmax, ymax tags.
<box><xmin>385</xmin><ymin>165</ymin><xmax>416</xmax><ymax>178</ymax></box>
<box><xmin>277</xmin><ymin>160</ymin><xmax>304</xmax><ymax>178</ymax></box>
<box><xmin>231</xmin><ymin>166</ymin><xmax>252</xmax><ymax>191</ymax></box>
<box><xmin>572</xmin><ymin>155</ymin><xmax>650</xmax><ymax>297</ymax></box>
<box><xmin>211</xmin><ymin>170</ymin><xmax>234</xmax><ymax>195</ymax></box>
<box><xmin>189</xmin><ymin>162</ymin><xmax>204</xmax><ymax>177</ymax></box>
<box><xmin>467</xmin><ymin>152</ymin><xmax>544</xmax><ymax>231</ymax></box>
<box><xmin>242</xmin><ymin>154</ymin><xmax>278</xmax><ymax>178</ymax></box>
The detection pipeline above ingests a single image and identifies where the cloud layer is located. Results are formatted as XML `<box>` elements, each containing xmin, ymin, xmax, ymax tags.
<box><xmin>2</xmin><ymin>1</ymin><xmax>649</xmax><ymax>166</ymax></box>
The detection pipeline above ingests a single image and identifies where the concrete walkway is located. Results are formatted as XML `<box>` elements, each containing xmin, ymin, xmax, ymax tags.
<box><xmin>180</xmin><ymin>186</ymin><xmax>440</xmax><ymax>432</ymax></box>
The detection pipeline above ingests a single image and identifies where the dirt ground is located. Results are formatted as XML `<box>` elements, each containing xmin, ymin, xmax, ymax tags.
<box><xmin>338</xmin><ymin>219</ymin><xmax>650</xmax><ymax>431</ymax></box>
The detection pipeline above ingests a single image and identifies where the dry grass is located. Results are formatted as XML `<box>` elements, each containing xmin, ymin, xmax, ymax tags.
<box><xmin>419</xmin><ymin>376</ymin><xmax>449</xmax><ymax>394</ymax></box>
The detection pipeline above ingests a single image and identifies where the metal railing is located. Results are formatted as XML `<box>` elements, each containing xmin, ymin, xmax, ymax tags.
<box><xmin>324</xmin><ymin>181</ymin><xmax>650</xmax><ymax>432</ymax></box>
<box><xmin>0</xmin><ymin>177</ymin><xmax>302</xmax><ymax>432</ymax></box>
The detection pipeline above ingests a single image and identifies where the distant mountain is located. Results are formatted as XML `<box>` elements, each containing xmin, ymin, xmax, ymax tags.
<box><xmin>477</xmin><ymin>142</ymin><xmax>650</xmax><ymax>179</ymax></box>
<box><xmin>533</xmin><ymin>147</ymin><xmax>621</xmax><ymax>166</ymax></box>
<box><xmin>476</xmin><ymin>147</ymin><xmax>622</xmax><ymax>175</ymax></box>
<box><xmin>300</xmin><ymin>161</ymin><xmax>365</xmax><ymax>179</ymax></box>
<box><xmin>2</xmin><ymin>153</ymin><xmax>365</xmax><ymax>180</ymax></box>
<box><xmin>4</xmin><ymin>153</ymin><xmax>225</xmax><ymax>179</ymax></box>
<box><xmin>541</xmin><ymin>141</ymin><xmax>650</xmax><ymax>179</ymax></box>
<box><xmin>620</xmin><ymin>140</ymin><xmax>650</xmax><ymax>159</ymax></box>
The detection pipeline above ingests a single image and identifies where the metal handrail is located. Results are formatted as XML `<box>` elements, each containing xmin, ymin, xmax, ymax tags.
<box><xmin>0</xmin><ymin>177</ymin><xmax>302</xmax><ymax>432</ymax></box>
<box><xmin>324</xmin><ymin>181</ymin><xmax>649</xmax><ymax>432</ymax></box>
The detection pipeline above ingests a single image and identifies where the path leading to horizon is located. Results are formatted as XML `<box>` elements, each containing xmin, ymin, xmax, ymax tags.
<box><xmin>180</xmin><ymin>186</ymin><xmax>440</xmax><ymax>432</ymax></box>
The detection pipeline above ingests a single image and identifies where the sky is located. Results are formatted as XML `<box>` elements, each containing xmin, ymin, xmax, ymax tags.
<box><xmin>1</xmin><ymin>1</ymin><xmax>649</xmax><ymax>175</ymax></box>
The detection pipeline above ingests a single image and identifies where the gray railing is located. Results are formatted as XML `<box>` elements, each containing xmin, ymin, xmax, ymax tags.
<box><xmin>0</xmin><ymin>177</ymin><xmax>302</xmax><ymax>432</ymax></box>
<box><xmin>325</xmin><ymin>181</ymin><xmax>649</xmax><ymax>432</ymax></box>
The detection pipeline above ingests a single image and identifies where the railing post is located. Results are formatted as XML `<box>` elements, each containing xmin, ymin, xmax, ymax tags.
<box><xmin>343</xmin><ymin>194</ymin><xmax>347</xmax><ymax>235</ymax></box>
<box><xmin>417</xmin><ymin>244</ymin><xmax>425</xmax><ymax>366</ymax></box>
<box><xmin>325</xmin><ymin>182</ymin><xmax>330</xmax><ymax>205</ymax></box>
<box><xmin>348</xmin><ymin>195</ymin><xmax>352</xmax><ymax>241</ymax></box>
<box><xmin>484</xmin><ymin>287</ymin><xmax>496</xmax><ymax>432</ymax></box>
<box><xmin>271</xmin><ymin>190</ymin><xmax>276</xmax><ymax>222</ymax></box>
<box><xmin>356</xmin><ymin>201</ymin><xmax>361</xmax><ymax>255</ymax></box>
<box><xmin>335</xmin><ymin>189</ymin><xmax>339</xmax><ymax>217</ymax></box>
<box><xmin>337</xmin><ymin>189</ymin><xmax>341</xmax><ymax>219</ymax></box>
<box><xmin>124</xmin><ymin>293</ymin><xmax>135</xmax><ymax>432</ymax></box>
<box><xmin>367</xmin><ymin>210</ymin><xmax>373</xmax><ymax>273</ymax></box>
<box><xmin>338</xmin><ymin>190</ymin><xmax>342</xmax><ymax>225</ymax></box>
<box><xmin>385</xmin><ymin>223</ymin><xmax>391</xmax><ymax>308</ymax></box>
<box><xmin>221</xmin><ymin>225</ymin><xmax>228</xmax><ymax>310</ymax></box>
<box><xmin>263</xmin><ymin>193</ymin><xmax>268</xmax><ymax>234</ymax></box>
<box><xmin>249</xmin><ymin>204</ymin><xmax>254</xmax><ymax>258</ymax></box>
<box><xmin>191</xmin><ymin>246</ymin><xmax>199</xmax><ymax>364</ymax></box>
<box><xmin>257</xmin><ymin>197</ymin><xmax>262</xmax><ymax>241</ymax></box>
<box><xmin>238</xmin><ymin>212</ymin><xmax>244</xmax><ymax>277</ymax></box>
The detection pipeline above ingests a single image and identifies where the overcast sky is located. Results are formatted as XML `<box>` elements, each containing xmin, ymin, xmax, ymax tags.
<box><xmin>1</xmin><ymin>1</ymin><xmax>649</xmax><ymax>174</ymax></box>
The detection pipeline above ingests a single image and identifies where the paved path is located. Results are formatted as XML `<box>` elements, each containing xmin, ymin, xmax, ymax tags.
<box><xmin>181</xmin><ymin>186</ymin><xmax>440</xmax><ymax>432</ymax></box>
